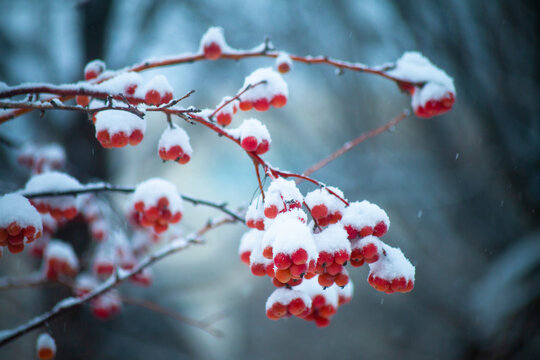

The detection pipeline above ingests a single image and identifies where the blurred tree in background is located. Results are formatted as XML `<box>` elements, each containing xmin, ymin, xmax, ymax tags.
<box><xmin>0</xmin><ymin>0</ymin><xmax>538</xmax><ymax>359</ymax></box>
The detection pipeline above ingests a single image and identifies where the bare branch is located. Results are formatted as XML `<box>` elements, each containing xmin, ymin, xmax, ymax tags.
<box><xmin>0</xmin><ymin>100</ymin><xmax>145</xmax><ymax>118</ymax></box>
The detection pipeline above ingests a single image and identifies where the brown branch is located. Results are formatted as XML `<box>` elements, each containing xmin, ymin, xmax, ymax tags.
<box><xmin>18</xmin><ymin>182</ymin><xmax>245</xmax><ymax>223</ymax></box>
<box><xmin>302</xmin><ymin>110</ymin><xmax>409</xmax><ymax>178</ymax></box>
<box><xmin>0</xmin><ymin>217</ymin><xmax>232</xmax><ymax>347</ymax></box>
<box><xmin>0</xmin><ymin>99</ymin><xmax>145</xmax><ymax>118</ymax></box>
<box><xmin>121</xmin><ymin>295</ymin><xmax>224</xmax><ymax>338</ymax></box>
<box><xmin>253</xmin><ymin>159</ymin><xmax>265</xmax><ymax>202</ymax></box>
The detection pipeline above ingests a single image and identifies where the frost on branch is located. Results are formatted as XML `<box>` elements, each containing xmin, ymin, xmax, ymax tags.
<box><xmin>387</xmin><ymin>51</ymin><xmax>456</xmax><ymax>118</ymax></box>
<box><xmin>24</xmin><ymin>171</ymin><xmax>82</xmax><ymax>220</ymax></box>
<box><xmin>265</xmin><ymin>287</ymin><xmax>312</xmax><ymax>320</ymax></box>
<box><xmin>305</xmin><ymin>187</ymin><xmax>346</xmax><ymax>226</ymax></box>
<box><xmin>341</xmin><ymin>200</ymin><xmax>390</xmax><ymax>239</ymax></box>
<box><xmin>95</xmin><ymin>109</ymin><xmax>146</xmax><ymax>148</ymax></box>
<box><xmin>158</xmin><ymin>124</ymin><xmax>193</xmax><ymax>164</ymax></box>
<box><xmin>131</xmin><ymin>178</ymin><xmax>183</xmax><ymax>234</ymax></box>
<box><xmin>368</xmin><ymin>244</ymin><xmax>415</xmax><ymax>294</ymax></box>
<box><xmin>0</xmin><ymin>193</ymin><xmax>43</xmax><ymax>254</ymax></box>
<box><xmin>36</xmin><ymin>332</ymin><xmax>56</xmax><ymax>360</ymax></box>
<box><xmin>200</xmin><ymin>26</ymin><xmax>230</xmax><ymax>60</ymax></box>
<box><xmin>238</xmin><ymin>67</ymin><xmax>288</xmax><ymax>111</ymax></box>
<box><xmin>90</xmin><ymin>289</ymin><xmax>122</xmax><ymax>320</ymax></box>
<box><xmin>17</xmin><ymin>143</ymin><xmax>66</xmax><ymax>174</ymax></box>
<box><xmin>230</xmin><ymin>118</ymin><xmax>271</xmax><ymax>154</ymax></box>
<box><xmin>43</xmin><ymin>240</ymin><xmax>79</xmax><ymax>280</ymax></box>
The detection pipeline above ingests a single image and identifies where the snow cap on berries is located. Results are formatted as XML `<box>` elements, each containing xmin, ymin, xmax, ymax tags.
<box><xmin>94</xmin><ymin>110</ymin><xmax>146</xmax><ymax>146</ymax></box>
<box><xmin>24</xmin><ymin>171</ymin><xmax>81</xmax><ymax>217</ymax></box>
<box><xmin>74</xmin><ymin>273</ymin><xmax>98</xmax><ymax>297</ymax></box>
<box><xmin>36</xmin><ymin>332</ymin><xmax>56</xmax><ymax>360</ymax></box>
<box><xmin>241</xmin><ymin>67</ymin><xmax>289</xmax><ymax>101</ymax></box>
<box><xmin>368</xmin><ymin>244</ymin><xmax>415</xmax><ymax>282</ymax></box>
<box><xmin>158</xmin><ymin>124</ymin><xmax>193</xmax><ymax>162</ymax></box>
<box><xmin>84</xmin><ymin>59</ymin><xmax>106</xmax><ymax>80</ymax></box>
<box><xmin>246</xmin><ymin>195</ymin><xmax>265</xmax><ymax>230</ymax></box>
<box><xmin>313</xmin><ymin>224</ymin><xmax>351</xmax><ymax>255</ymax></box>
<box><xmin>98</xmin><ymin>72</ymin><xmax>143</xmax><ymax>97</ymax></box>
<box><xmin>275</xmin><ymin>52</ymin><xmax>293</xmax><ymax>74</ymax></box>
<box><xmin>263</xmin><ymin>211</ymin><xmax>317</xmax><ymax>260</ymax></box>
<box><xmin>214</xmin><ymin>96</ymin><xmax>238</xmax><ymax>126</ymax></box>
<box><xmin>229</xmin><ymin>118</ymin><xmax>271</xmax><ymax>154</ymax></box>
<box><xmin>342</xmin><ymin>200</ymin><xmax>390</xmax><ymax>238</ymax></box>
<box><xmin>200</xmin><ymin>26</ymin><xmax>230</xmax><ymax>59</ymax></box>
<box><xmin>387</xmin><ymin>52</ymin><xmax>455</xmax><ymax>118</ymax></box>
<box><xmin>143</xmin><ymin>75</ymin><xmax>174</xmax><ymax>105</ymax></box>
<box><xmin>336</xmin><ymin>281</ymin><xmax>354</xmax><ymax>305</ymax></box>
<box><xmin>295</xmin><ymin>276</ymin><xmax>339</xmax><ymax>309</ymax></box>
<box><xmin>265</xmin><ymin>287</ymin><xmax>312</xmax><ymax>311</ymax></box>
<box><xmin>239</xmin><ymin>229</ymin><xmax>263</xmax><ymax>258</ymax></box>
<box><xmin>44</xmin><ymin>239</ymin><xmax>79</xmax><ymax>276</ymax></box>
<box><xmin>305</xmin><ymin>186</ymin><xmax>346</xmax><ymax>216</ymax></box>
<box><xmin>0</xmin><ymin>193</ymin><xmax>43</xmax><ymax>234</ymax></box>
<box><xmin>132</xmin><ymin>178</ymin><xmax>183</xmax><ymax>214</ymax></box>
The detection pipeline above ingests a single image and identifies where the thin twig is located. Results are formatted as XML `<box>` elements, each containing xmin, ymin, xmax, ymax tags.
<box><xmin>252</xmin><ymin>160</ymin><xmax>265</xmax><ymax>202</ymax></box>
<box><xmin>302</xmin><ymin>110</ymin><xmax>409</xmax><ymax>178</ymax></box>
<box><xmin>209</xmin><ymin>81</ymin><xmax>266</xmax><ymax>119</ymax></box>
<box><xmin>0</xmin><ymin>100</ymin><xmax>145</xmax><ymax>118</ymax></box>
<box><xmin>18</xmin><ymin>183</ymin><xmax>245</xmax><ymax>223</ymax></box>
<box><xmin>121</xmin><ymin>295</ymin><xmax>224</xmax><ymax>338</ymax></box>
<box><xmin>0</xmin><ymin>218</ymin><xmax>231</xmax><ymax>347</ymax></box>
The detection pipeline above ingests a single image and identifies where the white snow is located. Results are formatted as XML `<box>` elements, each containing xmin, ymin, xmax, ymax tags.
<box><xmin>336</xmin><ymin>280</ymin><xmax>354</xmax><ymax>300</ymax></box>
<box><xmin>275</xmin><ymin>52</ymin><xmax>293</xmax><ymax>70</ymax></box>
<box><xmin>246</xmin><ymin>195</ymin><xmax>264</xmax><ymax>220</ymax></box>
<box><xmin>74</xmin><ymin>273</ymin><xmax>98</xmax><ymax>294</ymax></box>
<box><xmin>229</xmin><ymin>118</ymin><xmax>271</xmax><ymax>143</ymax></box>
<box><xmin>238</xmin><ymin>229</ymin><xmax>263</xmax><ymax>255</ymax></box>
<box><xmin>240</xmin><ymin>67</ymin><xmax>288</xmax><ymax>102</ymax></box>
<box><xmin>342</xmin><ymin>200</ymin><xmax>390</xmax><ymax>229</ymax></box>
<box><xmin>304</xmin><ymin>186</ymin><xmax>346</xmax><ymax>214</ymax></box>
<box><xmin>265</xmin><ymin>287</ymin><xmax>312</xmax><ymax>310</ymax></box>
<box><xmin>263</xmin><ymin>178</ymin><xmax>303</xmax><ymax>210</ymax></box>
<box><xmin>45</xmin><ymin>239</ymin><xmax>79</xmax><ymax>271</ymax></box>
<box><xmin>0</xmin><ymin>193</ymin><xmax>43</xmax><ymax>230</ymax></box>
<box><xmin>215</xmin><ymin>96</ymin><xmax>237</xmax><ymax>115</ymax></box>
<box><xmin>36</xmin><ymin>333</ymin><xmax>56</xmax><ymax>353</ymax></box>
<box><xmin>158</xmin><ymin>124</ymin><xmax>193</xmax><ymax>155</ymax></box>
<box><xmin>263</xmin><ymin>212</ymin><xmax>317</xmax><ymax>259</ymax></box>
<box><xmin>142</xmin><ymin>74</ymin><xmax>173</xmax><ymax>97</ymax></box>
<box><xmin>199</xmin><ymin>26</ymin><xmax>231</xmax><ymax>53</ymax></box>
<box><xmin>94</xmin><ymin>109</ymin><xmax>146</xmax><ymax>134</ymax></box>
<box><xmin>387</xmin><ymin>51</ymin><xmax>455</xmax><ymax>105</ymax></box>
<box><xmin>23</xmin><ymin>171</ymin><xmax>82</xmax><ymax>211</ymax></box>
<box><xmin>249</xmin><ymin>234</ymin><xmax>272</xmax><ymax>266</ymax></box>
<box><xmin>132</xmin><ymin>178</ymin><xmax>183</xmax><ymax>213</ymax></box>
<box><xmin>368</xmin><ymin>244</ymin><xmax>415</xmax><ymax>281</ymax></box>
<box><xmin>84</xmin><ymin>59</ymin><xmax>106</xmax><ymax>77</ymax></box>
<box><xmin>98</xmin><ymin>72</ymin><xmax>142</xmax><ymax>95</ymax></box>
<box><xmin>295</xmin><ymin>277</ymin><xmax>339</xmax><ymax>308</ymax></box>
<box><xmin>352</xmin><ymin>235</ymin><xmax>384</xmax><ymax>254</ymax></box>
<box><xmin>313</xmin><ymin>224</ymin><xmax>351</xmax><ymax>254</ymax></box>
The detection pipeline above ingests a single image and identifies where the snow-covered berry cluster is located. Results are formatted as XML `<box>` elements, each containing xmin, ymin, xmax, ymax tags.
<box><xmin>131</xmin><ymin>178</ymin><xmax>183</xmax><ymax>234</ymax></box>
<box><xmin>17</xmin><ymin>143</ymin><xmax>66</xmax><ymax>174</ymax></box>
<box><xmin>158</xmin><ymin>124</ymin><xmax>193</xmax><ymax>164</ymax></box>
<box><xmin>238</xmin><ymin>68</ymin><xmax>288</xmax><ymax>111</ymax></box>
<box><xmin>43</xmin><ymin>240</ymin><xmax>78</xmax><ymax>280</ymax></box>
<box><xmin>95</xmin><ymin>110</ymin><xmax>146</xmax><ymax>148</ymax></box>
<box><xmin>388</xmin><ymin>51</ymin><xmax>456</xmax><ymax>118</ymax></box>
<box><xmin>0</xmin><ymin>193</ymin><xmax>43</xmax><ymax>254</ymax></box>
<box><xmin>230</xmin><ymin>119</ymin><xmax>271</xmax><ymax>154</ymax></box>
<box><xmin>24</xmin><ymin>171</ymin><xmax>81</xmax><ymax>220</ymax></box>
<box><xmin>238</xmin><ymin>177</ymin><xmax>415</xmax><ymax>326</ymax></box>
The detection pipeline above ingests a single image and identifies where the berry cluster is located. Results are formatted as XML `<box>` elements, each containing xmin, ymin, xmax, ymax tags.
<box><xmin>43</xmin><ymin>240</ymin><xmax>79</xmax><ymax>280</ymax></box>
<box><xmin>238</xmin><ymin>177</ymin><xmax>415</xmax><ymax>326</ymax></box>
<box><xmin>158</xmin><ymin>124</ymin><xmax>193</xmax><ymax>164</ymax></box>
<box><xmin>0</xmin><ymin>193</ymin><xmax>43</xmax><ymax>254</ymax></box>
<box><xmin>24</xmin><ymin>172</ymin><xmax>81</xmax><ymax>220</ymax></box>
<box><xmin>90</xmin><ymin>289</ymin><xmax>122</xmax><ymax>320</ymax></box>
<box><xmin>17</xmin><ymin>143</ymin><xmax>66</xmax><ymax>174</ymax></box>
<box><xmin>131</xmin><ymin>178</ymin><xmax>183</xmax><ymax>234</ymax></box>
<box><xmin>238</xmin><ymin>68</ymin><xmax>288</xmax><ymax>111</ymax></box>
<box><xmin>214</xmin><ymin>96</ymin><xmax>238</xmax><ymax>126</ymax></box>
<box><xmin>94</xmin><ymin>110</ymin><xmax>146</xmax><ymax>148</ymax></box>
<box><xmin>230</xmin><ymin>119</ymin><xmax>271</xmax><ymax>154</ymax></box>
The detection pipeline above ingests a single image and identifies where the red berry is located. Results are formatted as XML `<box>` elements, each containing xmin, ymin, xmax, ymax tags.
<box><xmin>264</xmin><ymin>205</ymin><xmax>278</xmax><ymax>219</ymax></box>
<box><xmin>263</xmin><ymin>246</ymin><xmax>273</xmax><ymax>259</ymax></box>
<box><xmin>288</xmin><ymin>298</ymin><xmax>306</xmax><ymax>316</ymax></box>
<box><xmin>291</xmin><ymin>248</ymin><xmax>308</xmax><ymax>265</ymax></box>
<box><xmin>250</xmin><ymin>263</ymin><xmax>266</xmax><ymax>277</ymax></box>
<box><xmin>362</xmin><ymin>243</ymin><xmax>379</xmax><ymax>262</ymax></box>
<box><xmin>274</xmin><ymin>252</ymin><xmax>292</xmax><ymax>270</ymax></box>
<box><xmin>326</xmin><ymin>262</ymin><xmax>343</xmax><ymax>276</ymax></box>
<box><xmin>335</xmin><ymin>272</ymin><xmax>349</xmax><ymax>287</ymax></box>
<box><xmin>271</xmin><ymin>94</ymin><xmax>287</xmax><ymax>108</ymax></box>
<box><xmin>238</xmin><ymin>100</ymin><xmax>253</xmax><ymax>111</ymax></box>
<box><xmin>162</xmin><ymin>91</ymin><xmax>173</xmax><ymax>104</ymax></box>
<box><xmin>76</xmin><ymin>96</ymin><xmax>90</xmax><ymax>107</ymax></box>
<box><xmin>373</xmin><ymin>221</ymin><xmax>388</xmax><ymax>237</ymax></box>
<box><xmin>255</xmin><ymin>219</ymin><xmax>265</xmax><ymax>231</ymax></box>
<box><xmin>277</xmin><ymin>62</ymin><xmax>290</xmax><ymax>74</ymax></box>
<box><xmin>310</xmin><ymin>204</ymin><xmax>328</xmax><ymax>219</ymax></box>
<box><xmin>125</xmin><ymin>83</ymin><xmax>137</xmax><ymax>96</ymax></box>
<box><xmin>241</xmin><ymin>136</ymin><xmax>258</xmax><ymax>152</ymax></box>
<box><xmin>344</xmin><ymin>225</ymin><xmax>358</xmax><ymax>239</ymax></box>
<box><xmin>255</xmin><ymin>140</ymin><xmax>270</xmax><ymax>155</ymax></box>
<box><xmin>203</xmin><ymin>42</ymin><xmax>222</xmax><ymax>60</ymax></box>
<box><xmin>317</xmin><ymin>251</ymin><xmax>334</xmax><ymax>267</ymax></box>
<box><xmin>334</xmin><ymin>250</ymin><xmax>349</xmax><ymax>265</ymax></box>
<box><xmin>359</xmin><ymin>226</ymin><xmax>373</xmax><ymax>238</ymax></box>
<box><xmin>129</xmin><ymin>130</ymin><xmax>144</xmax><ymax>146</ymax></box>
<box><xmin>274</xmin><ymin>268</ymin><xmax>291</xmax><ymax>283</ymax></box>
<box><xmin>318</xmin><ymin>273</ymin><xmax>335</xmax><ymax>287</ymax></box>
<box><xmin>253</xmin><ymin>98</ymin><xmax>270</xmax><ymax>112</ymax></box>
<box><xmin>7</xmin><ymin>222</ymin><xmax>21</xmax><ymax>236</ymax></box>
<box><xmin>216</xmin><ymin>112</ymin><xmax>232</xmax><ymax>126</ymax></box>
<box><xmin>289</xmin><ymin>263</ymin><xmax>307</xmax><ymax>278</ymax></box>
<box><xmin>145</xmin><ymin>89</ymin><xmax>161</xmax><ymax>106</ymax></box>
<box><xmin>315</xmin><ymin>316</ymin><xmax>331</xmax><ymax>328</ymax></box>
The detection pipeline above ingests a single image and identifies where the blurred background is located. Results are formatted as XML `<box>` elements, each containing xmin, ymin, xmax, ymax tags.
<box><xmin>0</xmin><ymin>0</ymin><xmax>538</xmax><ymax>359</ymax></box>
